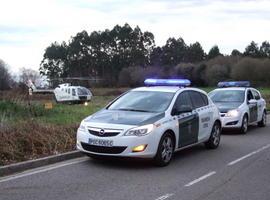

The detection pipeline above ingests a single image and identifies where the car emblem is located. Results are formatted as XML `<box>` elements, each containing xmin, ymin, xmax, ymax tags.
<box><xmin>99</xmin><ymin>129</ymin><xmax>105</xmax><ymax>135</ymax></box>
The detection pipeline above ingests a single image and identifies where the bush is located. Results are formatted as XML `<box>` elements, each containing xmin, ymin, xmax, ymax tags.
<box><xmin>205</xmin><ymin>64</ymin><xmax>231</xmax><ymax>86</ymax></box>
<box><xmin>0</xmin><ymin>121</ymin><xmax>77</xmax><ymax>165</ymax></box>
<box><xmin>231</xmin><ymin>57</ymin><xmax>270</xmax><ymax>86</ymax></box>
<box><xmin>118</xmin><ymin>66</ymin><xmax>161</xmax><ymax>87</ymax></box>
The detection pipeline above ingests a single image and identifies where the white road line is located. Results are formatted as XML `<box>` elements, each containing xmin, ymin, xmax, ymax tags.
<box><xmin>228</xmin><ymin>143</ymin><xmax>270</xmax><ymax>166</ymax></box>
<box><xmin>0</xmin><ymin>157</ymin><xmax>88</xmax><ymax>183</ymax></box>
<box><xmin>185</xmin><ymin>171</ymin><xmax>216</xmax><ymax>187</ymax></box>
<box><xmin>155</xmin><ymin>193</ymin><xmax>174</xmax><ymax>200</ymax></box>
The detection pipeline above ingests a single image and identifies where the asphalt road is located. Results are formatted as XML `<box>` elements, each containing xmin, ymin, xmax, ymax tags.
<box><xmin>1</xmin><ymin>119</ymin><xmax>270</xmax><ymax>200</ymax></box>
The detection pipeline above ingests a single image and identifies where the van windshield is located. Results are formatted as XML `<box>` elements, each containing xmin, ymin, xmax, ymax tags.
<box><xmin>108</xmin><ymin>91</ymin><xmax>175</xmax><ymax>113</ymax></box>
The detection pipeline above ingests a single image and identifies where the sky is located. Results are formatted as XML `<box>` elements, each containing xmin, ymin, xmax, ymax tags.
<box><xmin>0</xmin><ymin>0</ymin><xmax>270</xmax><ymax>73</ymax></box>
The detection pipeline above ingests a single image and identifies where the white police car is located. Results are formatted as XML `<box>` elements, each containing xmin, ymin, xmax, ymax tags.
<box><xmin>77</xmin><ymin>79</ymin><xmax>221</xmax><ymax>166</ymax></box>
<box><xmin>209</xmin><ymin>81</ymin><xmax>267</xmax><ymax>134</ymax></box>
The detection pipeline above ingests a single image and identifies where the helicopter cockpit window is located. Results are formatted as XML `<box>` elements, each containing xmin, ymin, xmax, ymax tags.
<box><xmin>77</xmin><ymin>87</ymin><xmax>89</xmax><ymax>95</ymax></box>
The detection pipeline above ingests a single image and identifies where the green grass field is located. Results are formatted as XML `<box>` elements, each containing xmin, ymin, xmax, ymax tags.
<box><xmin>1</xmin><ymin>87</ymin><xmax>270</xmax><ymax>126</ymax></box>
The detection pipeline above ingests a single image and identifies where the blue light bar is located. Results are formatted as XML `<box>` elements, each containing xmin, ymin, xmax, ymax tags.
<box><xmin>144</xmin><ymin>79</ymin><xmax>191</xmax><ymax>87</ymax></box>
<box><xmin>217</xmin><ymin>81</ymin><xmax>250</xmax><ymax>88</ymax></box>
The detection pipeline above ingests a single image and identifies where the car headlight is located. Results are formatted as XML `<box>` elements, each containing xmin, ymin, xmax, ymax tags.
<box><xmin>78</xmin><ymin>124</ymin><xmax>86</xmax><ymax>132</ymax></box>
<box><xmin>124</xmin><ymin>124</ymin><xmax>154</xmax><ymax>136</ymax></box>
<box><xmin>225</xmin><ymin>109</ymin><xmax>240</xmax><ymax>117</ymax></box>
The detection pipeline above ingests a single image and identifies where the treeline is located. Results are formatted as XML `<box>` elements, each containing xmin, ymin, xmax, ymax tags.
<box><xmin>39</xmin><ymin>23</ymin><xmax>270</xmax><ymax>86</ymax></box>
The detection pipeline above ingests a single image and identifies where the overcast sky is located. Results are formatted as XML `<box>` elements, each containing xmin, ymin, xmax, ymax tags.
<box><xmin>1</xmin><ymin>0</ymin><xmax>270</xmax><ymax>73</ymax></box>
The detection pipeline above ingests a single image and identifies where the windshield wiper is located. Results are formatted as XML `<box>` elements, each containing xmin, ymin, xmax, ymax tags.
<box><xmin>118</xmin><ymin>108</ymin><xmax>150</xmax><ymax>112</ymax></box>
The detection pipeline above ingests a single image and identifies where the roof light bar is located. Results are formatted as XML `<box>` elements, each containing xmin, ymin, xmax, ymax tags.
<box><xmin>144</xmin><ymin>79</ymin><xmax>191</xmax><ymax>87</ymax></box>
<box><xmin>217</xmin><ymin>81</ymin><xmax>250</xmax><ymax>88</ymax></box>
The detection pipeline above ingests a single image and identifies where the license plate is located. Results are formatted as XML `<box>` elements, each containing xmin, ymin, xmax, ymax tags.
<box><xmin>88</xmin><ymin>138</ymin><xmax>113</xmax><ymax>147</ymax></box>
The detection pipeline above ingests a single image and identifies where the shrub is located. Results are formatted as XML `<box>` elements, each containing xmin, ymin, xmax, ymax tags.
<box><xmin>0</xmin><ymin>121</ymin><xmax>77</xmax><ymax>165</ymax></box>
<box><xmin>118</xmin><ymin>66</ymin><xmax>161</xmax><ymax>87</ymax></box>
<box><xmin>231</xmin><ymin>57</ymin><xmax>270</xmax><ymax>86</ymax></box>
<box><xmin>205</xmin><ymin>64</ymin><xmax>231</xmax><ymax>86</ymax></box>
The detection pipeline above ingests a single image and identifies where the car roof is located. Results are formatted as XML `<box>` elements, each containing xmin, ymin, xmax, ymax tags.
<box><xmin>212</xmin><ymin>87</ymin><xmax>248</xmax><ymax>91</ymax></box>
<box><xmin>131</xmin><ymin>86</ymin><xmax>207</xmax><ymax>94</ymax></box>
<box><xmin>132</xmin><ymin>86</ymin><xmax>181</xmax><ymax>93</ymax></box>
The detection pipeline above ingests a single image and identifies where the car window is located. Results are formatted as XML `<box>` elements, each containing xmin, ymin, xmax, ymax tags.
<box><xmin>252</xmin><ymin>90</ymin><xmax>260</xmax><ymax>100</ymax></box>
<box><xmin>200</xmin><ymin>93</ymin><xmax>209</xmax><ymax>105</ymax></box>
<box><xmin>174</xmin><ymin>91</ymin><xmax>193</xmax><ymax>110</ymax></box>
<box><xmin>189</xmin><ymin>91</ymin><xmax>207</xmax><ymax>108</ymax></box>
<box><xmin>247</xmin><ymin>90</ymin><xmax>254</xmax><ymax>101</ymax></box>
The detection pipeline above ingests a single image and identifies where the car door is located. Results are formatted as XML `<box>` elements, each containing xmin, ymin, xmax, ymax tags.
<box><xmin>251</xmin><ymin>89</ymin><xmax>264</xmax><ymax>122</ymax></box>
<box><xmin>247</xmin><ymin>89</ymin><xmax>258</xmax><ymax>123</ymax></box>
<box><xmin>189</xmin><ymin>91</ymin><xmax>212</xmax><ymax>141</ymax></box>
<box><xmin>173</xmin><ymin>91</ymin><xmax>199</xmax><ymax>148</ymax></box>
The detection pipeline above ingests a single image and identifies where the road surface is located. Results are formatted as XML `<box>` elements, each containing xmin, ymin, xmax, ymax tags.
<box><xmin>1</xmin><ymin>120</ymin><xmax>270</xmax><ymax>200</ymax></box>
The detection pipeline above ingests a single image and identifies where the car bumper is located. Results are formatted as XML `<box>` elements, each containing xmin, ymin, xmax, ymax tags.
<box><xmin>220</xmin><ymin>115</ymin><xmax>242</xmax><ymax>129</ymax></box>
<box><xmin>76</xmin><ymin>130</ymin><xmax>159</xmax><ymax>158</ymax></box>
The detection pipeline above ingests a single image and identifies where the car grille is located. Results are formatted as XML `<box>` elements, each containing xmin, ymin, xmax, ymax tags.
<box><xmin>81</xmin><ymin>142</ymin><xmax>127</xmax><ymax>154</ymax></box>
<box><xmin>88</xmin><ymin>127</ymin><xmax>122</xmax><ymax>137</ymax></box>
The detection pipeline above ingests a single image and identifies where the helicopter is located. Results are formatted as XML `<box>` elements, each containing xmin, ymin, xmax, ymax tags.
<box><xmin>27</xmin><ymin>80</ymin><xmax>93</xmax><ymax>104</ymax></box>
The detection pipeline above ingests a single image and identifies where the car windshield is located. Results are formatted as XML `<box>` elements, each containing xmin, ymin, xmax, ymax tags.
<box><xmin>209</xmin><ymin>90</ymin><xmax>245</xmax><ymax>103</ymax></box>
<box><xmin>77</xmin><ymin>87</ymin><xmax>90</xmax><ymax>95</ymax></box>
<box><xmin>107</xmin><ymin>91</ymin><xmax>175</xmax><ymax>113</ymax></box>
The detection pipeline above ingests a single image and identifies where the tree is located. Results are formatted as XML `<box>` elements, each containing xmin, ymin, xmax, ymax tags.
<box><xmin>231</xmin><ymin>49</ymin><xmax>242</xmax><ymax>57</ymax></box>
<box><xmin>186</xmin><ymin>42</ymin><xmax>205</xmax><ymax>62</ymax></box>
<box><xmin>40</xmin><ymin>42</ymin><xmax>68</xmax><ymax>79</ymax></box>
<box><xmin>259</xmin><ymin>41</ymin><xmax>270</xmax><ymax>58</ymax></box>
<box><xmin>243</xmin><ymin>41</ymin><xmax>260</xmax><ymax>58</ymax></box>
<box><xmin>0</xmin><ymin>59</ymin><xmax>12</xmax><ymax>90</ymax></box>
<box><xmin>19</xmin><ymin>68</ymin><xmax>41</xmax><ymax>86</ymax></box>
<box><xmin>207</xmin><ymin>45</ymin><xmax>222</xmax><ymax>60</ymax></box>
<box><xmin>40</xmin><ymin>24</ymin><xmax>155</xmax><ymax>85</ymax></box>
<box><xmin>161</xmin><ymin>37</ymin><xmax>187</xmax><ymax>66</ymax></box>
<box><xmin>150</xmin><ymin>47</ymin><xmax>163</xmax><ymax>66</ymax></box>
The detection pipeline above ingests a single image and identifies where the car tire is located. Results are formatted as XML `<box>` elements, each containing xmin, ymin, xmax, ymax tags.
<box><xmin>154</xmin><ymin>132</ymin><xmax>174</xmax><ymax>167</ymax></box>
<box><xmin>240</xmin><ymin>115</ymin><xmax>248</xmax><ymax>134</ymax></box>
<box><xmin>205</xmin><ymin>121</ymin><xmax>221</xmax><ymax>149</ymax></box>
<box><xmin>258</xmin><ymin>110</ymin><xmax>267</xmax><ymax>127</ymax></box>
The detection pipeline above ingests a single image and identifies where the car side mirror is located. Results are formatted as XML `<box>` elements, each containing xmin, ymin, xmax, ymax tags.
<box><xmin>172</xmin><ymin>105</ymin><xmax>193</xmax><ymax>116</ymax></box>
<box><xmin>248</xmin><ymin>99</ymin><xmax>257</xmax><ymax>105</ymax></box>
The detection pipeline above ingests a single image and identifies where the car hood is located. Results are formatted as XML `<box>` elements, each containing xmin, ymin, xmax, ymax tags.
<box><xmin>84</xmin><ymin>109</ymin><xmax>165</xmax><ymax>126</ymax></box>
<box><xmin>214</xmin><ymin>102</ymin><xmax>242</xmax><ymax>113</ymax></box>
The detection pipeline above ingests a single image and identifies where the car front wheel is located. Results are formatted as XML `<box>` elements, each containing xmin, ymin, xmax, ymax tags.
<box><xmin>240</xmin><ymin>115</ymin><xmax>248</xmax><ymax>134</ymax></box>
<box><xmin>154</xmin><ymin>133</ymin><xmax>174</xmax><ymax>167</ymax></box>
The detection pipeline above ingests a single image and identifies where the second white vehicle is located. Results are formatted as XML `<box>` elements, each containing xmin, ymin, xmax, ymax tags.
<box><xmin>77</xmin><ymin>79</ymin><xmax>221</xmax><ymax>166</ymax></box>
<box><xmin>209</xmin><ymin>81</ymin><xmax>267</xmax><ymax>134</ymax></box>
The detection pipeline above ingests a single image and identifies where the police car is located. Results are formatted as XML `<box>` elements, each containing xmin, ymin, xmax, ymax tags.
<box><xmin>209</xmin><ymin>81</ymin><xmax>267</xmax><ymax>134</ymax></box>
<box><xmin>77</xmin><ymin>79</ymin><xmax>221</xmax><ymax>166</ymax></box>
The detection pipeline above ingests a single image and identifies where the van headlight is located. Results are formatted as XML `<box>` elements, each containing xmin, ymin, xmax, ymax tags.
<box><xmin>225</xmin><ymin>109</ymin><xmax>240</xmax><ymax>117</ymax></box>
<box><xmin>124</xmin><ymin>124</ymin><xmax>154</xmax><ymax>136</ymax></box>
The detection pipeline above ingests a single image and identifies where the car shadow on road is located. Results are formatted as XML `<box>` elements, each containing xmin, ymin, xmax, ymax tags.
<box><xmin>221</xmin><ymin>124</ymin><xmax>266</xmax><ymax>135</ymax></box>
<box><xmin>83</xmin><ymin>144</ymin><xmax>207</xmax><ymax>170</ymax></box>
